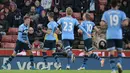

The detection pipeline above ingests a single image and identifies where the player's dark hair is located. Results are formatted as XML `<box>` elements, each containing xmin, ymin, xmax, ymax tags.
<box><xmin>47</xmin><ymin>12</ymin><xmax>54</xmax><ymax>18</ymax></box>
<box><xmin>23</xmin><ymin>16</ymin><xmax>30</xmax><ymax>20</ymax></box>
<box><xmin>111</xmin><ymin>0</ymin><xmax>120</xmax><ymax>8</ymax></box>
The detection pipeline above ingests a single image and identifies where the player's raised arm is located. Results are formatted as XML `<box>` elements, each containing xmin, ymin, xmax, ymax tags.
<box><xmin>100</xmin><ymin>12</ymin><xmax>107</xmax><ymax>28</ymax></box>
<box><xmin>75</xmin><ymin>19</ymin><xmax>91</xmax><ymax>37</ymax></box>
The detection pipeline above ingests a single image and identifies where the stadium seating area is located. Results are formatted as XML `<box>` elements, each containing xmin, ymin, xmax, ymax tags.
<box><xmin>0</xmin><ymin>28</ymin><xmax>18</xmax><ymax>48</ymax></box>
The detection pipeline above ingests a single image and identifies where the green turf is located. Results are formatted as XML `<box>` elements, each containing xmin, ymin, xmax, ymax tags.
<box><xmin>0</xmin><ymin>70</ymin><xmax>130</xmax><ymax>73</ymax></box>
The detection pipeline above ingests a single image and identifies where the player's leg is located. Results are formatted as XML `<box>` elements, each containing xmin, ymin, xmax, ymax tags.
<box><xmin>78</xmin><ymin>39</ymin><xmax>89</xmax><ymax>70</ymax></box>
<box><xmin>41</xmin><ymin>40</ymin><xmax>49</xmax><ymax>69</ymax></box>
<box><xmin>26</xmin><ymin>50</ymin><xmax>35</xmax><ymax>69</ymax></box>
<box><xmin>107</xmin><ymin>39</ymin><xmax>116</xmax><ymax>73</ymax></box>
<box><xmin>116</xmin><ymin>39</ymin><xmax>123</xmax><ymax>73</ymax></box>
<box><xmin>78</xmin><ymin>51</ymin><xmax>88</xmax><ymax>70</ymax></box>
<box><xmin>88</xmin><ymin>51</ymin><xmax>105</xmax><ymax>67</ymax></box>
<box><xmin>52</xmin><ymin>40</ymin><xmax>61</xmax><ymax>70</ymax></box>
<box><xmin>2</xmin><ymin>40</ymin><xmax>22</xmax><ymax>69</ymax></box>
<box><xmin>24</xmin><ymin>42</ymin><xmax>36</xmax><ymax>69</ymax></box>
<box><xmin>86</xmin><ymin>39</ymin><xmax>104</xmax><ymax>67</ymax></box>
<box><xmin>2</xmin><ymin>51</ymin><xmax>17</xmax><ymax>69</ymax></box>
<box><xmin>62</xmin><ymin>39</ymin><xmax>73</xmax><ymax>70</ymax></box>
<box><xmin>69</xmin><ymin>40</ymin><xmax>75</xmax><ymax>62</ymax></box>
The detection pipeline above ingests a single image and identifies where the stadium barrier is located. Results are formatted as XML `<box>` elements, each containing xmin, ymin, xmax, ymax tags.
<box><xmin>0</xmin><ymin>56</ymin><xmax>130</xmax><ymax>70</ymax></box>
<box><xmin>1</xmin><ymin>49</ymin><xmax>130</xmax><ymax>57</ymax></box>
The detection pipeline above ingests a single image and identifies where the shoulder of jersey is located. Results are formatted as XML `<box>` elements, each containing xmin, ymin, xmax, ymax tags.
<box><xmin>19</xmin><ymin>24</ymin><xmax>24</xmax><ymax>27</ymax></box>
<box><xmin>118</xmin><ymin>10</ymin><xmax>125</xmax><ymax>13</ymax></box>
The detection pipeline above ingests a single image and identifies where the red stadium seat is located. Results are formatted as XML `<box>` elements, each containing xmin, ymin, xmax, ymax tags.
<box><xmin>59</xmin><ymin>12</ymin><xmax>66</xmax><ymax>17</ymax></box>
<box><xmin>99</xmin><ymin>0</ymin><xmax>107</xmax><ymax>5</ymax></box>
<box><xmin>7</xmin><ymin>28</ymin><xmax>18</xmax><ymax>35</ymax></box>
<box><xmin>72</xmin><ymin>13</ymin><xmax>81</xmax><ymax>20</ymax></box>
<box><xmin>1</xmin><ymin>43</ymin><xmax>16</xmax><ymax>48</ymax></box>
<box><xmin>1</xmin><ymin>35</ymin><xmax>12</xmax><ymax>43</ymax></box>
<box><xmin>12</xmin><ymin>35</ymin><xmax>18</xmax><ymax>43</ymax></box>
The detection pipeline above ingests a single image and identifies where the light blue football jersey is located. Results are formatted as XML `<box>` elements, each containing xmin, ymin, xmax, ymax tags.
<box><xmin>101</xmin><ymin>9</ymin><xmax>127</xmax><ymax>39</ymax></box>
<box><xmin>18</xmin><ymin>24</ymin><xmax>29</xmax><ymax>43</ymax></box>
<box><xmin>57</xmin><ymin>16</ymin><xmax>79</xmax><ymax>40</ymax></box>
<box><xmin>81</xmin><ymin>20</ymin><xmax>95</xmax><ymax>40</ymax></box>
<box><xmin>45</xmin><ymin>21</ymin><xmax>58</xmax><ymax>40</ymax></box>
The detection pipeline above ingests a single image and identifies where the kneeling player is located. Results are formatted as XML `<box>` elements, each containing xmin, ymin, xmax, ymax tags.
<box><xmin>78</xmin><ymin>13</ymin><xmax>105</xmax><ymax>70</ymax></box>
<box><xmin>41</xmin><ymin>12</ymin><xmax>61</xmax><ymax>70</ymax></box>
<box><xmin>2</xmin><ymin>16</ymin><xmax>36</xmax><ymax>70</ymax></box>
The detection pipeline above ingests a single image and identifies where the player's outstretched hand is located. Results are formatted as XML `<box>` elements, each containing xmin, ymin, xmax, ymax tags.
<box><xmin>87</xmin><ymin>33</ymin><xmax>91</xmax><ymax>38</ymax></box>
<box><xmin>25</xmin><ymin>41</ymin><xmax>28</xmax><ymax>44</ymax></box>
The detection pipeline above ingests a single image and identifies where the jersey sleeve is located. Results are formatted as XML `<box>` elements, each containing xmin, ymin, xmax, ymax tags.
<box><xmin>47</xmin><ymin>23</ymin><xmax>52</xmax><ymax>30</ymax></box>
<box><xmin>121</xmin><ymin>11</ymin><xmax>127</xmax><ymax>21</ymax></box>
<box><xmin>19</xmin><ymin>26</ymin><xmax>23</xmax><ymax>32</ymax></box>
<box><xmin>75</xmin><ymin>19</ymin><xmax>80</xmax><ymax>26</ymax></box>
<box><xmin>101</xmin><ymin>11</ymin><xmax>107</xmax><ymax>23</ymax></box>
<box><xmin>54</xmin><ymin>23</ymin><xmax>58</xmax><ymax>32</ymax></box>
<box><xmin>57</xmin><ymin>18</ymin><xmax>62</xmax><ymax>25</ymax></box>
<box><xmin>55</xmin><ymin>22</ymin><xmax>58</xmax><ymax>27</ymax></box>
<box><xmin>80</xmin><ymin>21</ymin><xmax>85</xmax><ymax>27</ymax></box>
<box><xmin>18</xmin><ymin>26</ymin><xmax>25</xmax><ymax>43</ymax></box>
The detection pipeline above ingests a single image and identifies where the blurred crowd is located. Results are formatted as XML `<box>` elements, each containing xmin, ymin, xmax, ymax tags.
<box><xmin>0</xmin><ymin>0</ymin><xmax>130</xmax><ymax>49</ymax></box>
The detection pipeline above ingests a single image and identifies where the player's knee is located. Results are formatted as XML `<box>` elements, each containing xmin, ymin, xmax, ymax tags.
<box><xmin>27</xmin><ymin>50</ymin><xmax>33</xmax><ymax>55</ymax></box>
<box><xmin>87</xmin><ymin>51</ymin><xmax>93</xmax><ymax>56</ymax></box>
<box><xmin>43</xmin><ymin>48</ymin><xmax>49</xmax><ymax>51</ymax></box>
<box><xmin>117</xmin><ymin>48</ymin><xmax>123</xmax><ymax>52</ymax></box>
<box><xmin>65</xmin><ymin>48</ymin><xmax>71</xmax><ymax>53</ymax></box>
<box><xmin>109</xmin><ymin>50</ymin><xmax>115</xmax><ymax>56</ymax></box>
<box><xmin>52</xmin><ymin>48</ymin><xmax>56</xmax><ymax>53</ymax></box>
<box><xmin>107</xmin><ymin>47</ymin><xmax>115</xmax><ymax>51</ymax></box>
<box><xmin>42</xmin><ymin>49</ymin><xmax>47</xmax><ymax>52</ymax></box>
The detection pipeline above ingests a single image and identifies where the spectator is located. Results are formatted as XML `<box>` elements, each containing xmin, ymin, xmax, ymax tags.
<box><xmin>38</xmin><ymin>10</ymin><xmax>48</xmax><ymax>28</ymax></box>
<box><xmin>3</xmin><ymin>7</ymin><xmax>10</xmax><ymax>17</ymax></box>
<box><xmin>35</xmin><ymin>0</ymin><xmax>44</xmax><ymax>14</ymax></box>
<box><xmin>41</xmin><ymin>0</ymin><xmax>53</xmax><ymax>10</ymax></box>
<box><xmin>29</xmin><ymin>0</ymin><xmax>35</xmax><ymax>6</ymax></box>
<box><xmin>35</xmin><ymin>24</ymin><xmax>44</xmax><ymax>42</ymax></box>
<box><xmin>28</xmin><ymin>27</ymin><xmax>35</xmax><ymax>45</ymax></box>
<box><xmin>8</xmin><ymin>2</ymin><xmax>22</xmax><ymax>27</ymax></box>
<box><xmin>59</xmin><ymin>0</ymin><xmax>73</xmax><ymax>12</ymax></box>
<box><xmin>21</xmin><ymin>0</ymin><xmax>31</xmax><ymax>16</ymax></box>
<box><xmin>26</xmin><ymin>6</ymin><xmax>39</xmax><ymax>24</ymax></box>
<box><xmin>53</xmin><ymin>6</ymin><xmax>59</xmax><ymax>21</ymax></box>
<box><xmin>120</xmin><ymin>0</ymin><xmax>129</xmax><ymax>17</ymax></box>
<box><xmin>123</xmin><ymin>24</ymin><xmax>130</xmax><ymax>49</ymax></box>
<box><xmin>32</xmin><ymin>38</ymin><xmax>42</xmax><ymax>49</ymax></box>
<box><xmin>0</xmin><ymin>3</ymin><xmax>4</xmax><ymax>12</ymax></box>
<box><xmin>30</xmin><ymin>16</ymin><xmax>37</xmax><ymax>31</ymax></box>
<box><xmin>0</xmin><ymin>12</ymin><xmax>9</xmax><ymax>35</ymax></box>
<box><xmin>73</xmin><ymin>0</ymin><xmax>88</xmax><ymax>12</ymax></box>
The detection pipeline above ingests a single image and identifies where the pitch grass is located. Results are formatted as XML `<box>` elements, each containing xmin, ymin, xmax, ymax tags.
<box><xmin>0</xmin><ymin>70</ymin><xmax>130</xmax><ymax>73</ymax></box>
